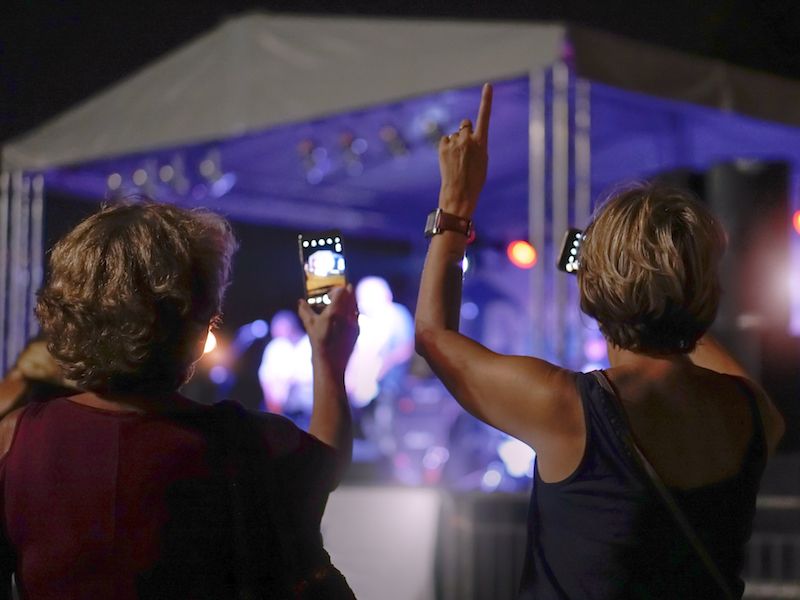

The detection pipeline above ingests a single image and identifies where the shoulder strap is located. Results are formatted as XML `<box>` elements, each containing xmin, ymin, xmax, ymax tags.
<box><xmin>592</xmin><ymin>371</ymin><xmax>736</xmax><ymax>600</ymax></box>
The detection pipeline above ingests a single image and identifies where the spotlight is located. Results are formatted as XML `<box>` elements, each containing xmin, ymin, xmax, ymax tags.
<box><xmin>339</xmin><ymin>131</ymin><xmax>365</xmax><ymax>176</ymax></box>
<box><xmin>133</xmin><ymin>169</ymin><xmax>148</xmax><ymax>186</ymax></box>
<box><xmin>793</xmin><ymin>210</ymin><xmax>800</xmax><ymax>235</ymax></box>
<box><xmin>297</xmin><ymin>139</ymin><xmax>330</xmax><ymax>184</ymax></box>
<box><xmin>507</xmin><ymin>240</ymin><xmax>537</xmax><ymax>269</ymax></box>
<box><xmin>107</xmin><ymin>173</ymin><xmax>122</xmax><ymax>190</ymax></box>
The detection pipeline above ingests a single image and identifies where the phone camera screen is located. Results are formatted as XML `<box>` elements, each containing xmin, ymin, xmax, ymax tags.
<box><xmin>300</xmin><ymin>233</ymin><xmax>346</xmax><ymax>307</ymax></box>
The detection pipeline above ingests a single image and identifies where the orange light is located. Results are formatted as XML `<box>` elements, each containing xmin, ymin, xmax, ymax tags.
<box><xmin>203</xmin><ymin>331</ymin><xmax>217</xmax><ymax>354</ymax></box>
<box><xmin>507</xmin><ymin>240</ymin><xmax>537</xmax><ymax>269</ymax></box>
<box><xmin>793</xmin><ymin>210</ymin><xmax>800</xmax><ymax>236</ymax></box>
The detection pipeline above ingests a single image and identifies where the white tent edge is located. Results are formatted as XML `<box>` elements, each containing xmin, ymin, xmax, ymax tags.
<box><xmin>5</xmin><ymin>13</ymin><xmax>800</xmax><ymax>172</ymax></box>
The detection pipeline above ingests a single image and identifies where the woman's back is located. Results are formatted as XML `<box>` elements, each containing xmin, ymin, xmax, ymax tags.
<box><xmin>610</xmin><ymin>363</ymin><xmax>763</xmax><ymax>490</ymax></box>
<box><xmin>0</xmin><ymin>396</ymin><xmax>338</xmax><ymax>599</ymax></box>
<box><xmin>521</xmin><ymin>369</ymin><xmax>766</xmax><ymax>599</ymax></box>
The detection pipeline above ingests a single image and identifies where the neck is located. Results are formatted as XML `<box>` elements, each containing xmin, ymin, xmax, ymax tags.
<box><xmin>606</xmin><ymin>343</ymin><xmax>693</xmax><ymax>372</ymax></box>
<box><xmin>69</xmin><ymin>390</ymin><xmax>189</xmax><ymax>413</ymax></box>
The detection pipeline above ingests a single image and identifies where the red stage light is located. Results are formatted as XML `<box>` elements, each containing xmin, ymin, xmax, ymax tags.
<box><xmin>793</xmin><ymin>210</ymin><xmax>800</xmax><ymax>235</ymax></box>
<box><xmin>507</xmin><ymin>240</ymin><xmax>537</xmax><ymax>269</ymax></box>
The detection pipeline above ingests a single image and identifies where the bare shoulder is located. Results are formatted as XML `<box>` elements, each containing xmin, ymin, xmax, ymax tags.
<box><xmin>0</xmin><ymin>406</ymin><xmax>26</xmax><ymax>458</ymax></box>
<box><xmin>730</xmin><ymin>375</ymin><xmax>785</xmax><ymax>455</ymax></box>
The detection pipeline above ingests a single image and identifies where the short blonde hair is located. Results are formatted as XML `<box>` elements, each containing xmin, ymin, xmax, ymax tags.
<box><xmin>578</xmin><ymin>184</ymin><xmax>726</xmax><ymax>354</ymax></box>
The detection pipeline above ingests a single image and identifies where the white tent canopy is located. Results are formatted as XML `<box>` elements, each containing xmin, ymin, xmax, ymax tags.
<box><xmin>2</xmin><ymin>14</ymin><xmax>565</xmax><ymax>170</ymax></box>
<box><xmin>6</xmin><ymin>14</ymin><xmax>800</xmax><ymax>172</ymax></box>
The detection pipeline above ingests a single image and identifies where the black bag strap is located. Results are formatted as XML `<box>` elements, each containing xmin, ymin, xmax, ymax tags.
<box><xmin>592</xmin><ymin>370</ymin><xmax>736</xmax><ymax>600</ymax></box>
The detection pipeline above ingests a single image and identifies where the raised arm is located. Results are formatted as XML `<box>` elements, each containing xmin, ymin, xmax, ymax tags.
<box><xmin>414</xmin><ymin>84</ymin><xmax>579</xmax><ymax>452</ymax></box>
<box><xmin>298</xmin><ymin>285</ymin><xmax>359</xmax><ymax>482</ymax></box>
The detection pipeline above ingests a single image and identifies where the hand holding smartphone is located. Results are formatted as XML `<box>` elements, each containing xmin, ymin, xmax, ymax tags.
<box><xmin>557</xmin><ymin>228</ymin><xmax>584</xmax><ymax>274</ymax></box>
<box><xmin>298</xmin><ymin>230</ymin><xmax>347</xmax><ymax>312</ymax></box>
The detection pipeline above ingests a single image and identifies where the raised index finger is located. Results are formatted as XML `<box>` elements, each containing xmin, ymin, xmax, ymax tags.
<box><xmin>474</xmin><ymin>83</ymin><xmax>493</xmax><ymax>144</ymax></box>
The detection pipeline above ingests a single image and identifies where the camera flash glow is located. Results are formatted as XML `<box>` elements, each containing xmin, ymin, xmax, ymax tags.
<box><xmin>335</xmin><ymin>244</ymin><xmax>342</xmax><ymax>252</ymax></box>
<box><xmin>318</xmin><ymin>239</ymin><xmax>326</xmax><ymax>246</ymax></box>
<box><xmin>311</xmin><ymin>240</ymin><xmax>317</xmax><ymax>247</ymax></box>
<box><xmin>203</xmin><ymin>331</ymin><xmax>217</xmax><ymax>354</ymax></box>
<box><xmin>303</xmin><ymin>241</ymin><xmax>309</xmax><ymax>248</ymax></box>
<box><xmin>334</xmin><ymin>237</ymin><xmax>340</xmax><ymax>243</ymax></box>
<box><xmin>322</xmin><ymin>294</ymin><xmax>331</xmax><ymax>304</ymax></box>
<box><xmin>326</xmin><ymin>238</ymin><xmax>333</xmax><ymax>244</ymax></box>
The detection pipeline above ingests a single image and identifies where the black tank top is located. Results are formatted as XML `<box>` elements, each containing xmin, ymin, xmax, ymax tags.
<box><xmin>519</xmin><ymin>371</ymin><xmax>766</xmax><ymax>599</ymax></box>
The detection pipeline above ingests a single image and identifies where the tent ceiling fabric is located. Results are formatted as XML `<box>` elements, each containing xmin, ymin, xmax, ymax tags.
<box><xmin>1</xmin><ymin>14</ymin><xmax>565</xmax><ymax>171</ymax></box>
<box><xmin>570</xmin><ymin>27</ymin><xmax>800</xmax><ymax>129</ymax></box>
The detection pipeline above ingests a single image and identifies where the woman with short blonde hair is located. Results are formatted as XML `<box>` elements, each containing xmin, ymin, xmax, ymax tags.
<box><xmin>416</xmin><ymin>84</ymin><xmax>784</xmax><ymax>599</ymax></box>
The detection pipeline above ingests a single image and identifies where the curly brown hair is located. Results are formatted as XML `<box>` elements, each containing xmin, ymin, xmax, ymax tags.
<box><xmin>578</xmin><ymin>184</ymin><xmax>726</xmax><ymax>354</ymax></box>
<box><xmin>36</xmin><ymin>199</ymin><xmax>237</xmax><ymax>393</ymax></box>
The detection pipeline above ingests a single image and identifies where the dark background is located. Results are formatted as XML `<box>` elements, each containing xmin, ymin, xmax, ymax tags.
<box><xmin>2</xmin><ymin>0</ymin><xmax>800</xmax><ymax>145</ymax></box>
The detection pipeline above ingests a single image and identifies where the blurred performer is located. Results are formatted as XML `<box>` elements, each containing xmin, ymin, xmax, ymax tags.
<box><xmin>257</xmin><ymin>310</ymin><xmax>313</xmax><ymax>423</ymax></box>
<box><xmin>346</xmin><ymin>277</ymin><xmax>413</xmax><ymax>459</ymax></box>
<box><xmin>346</xmin><ymin>277</ymin><xmax>414</xmax><ymax>408</ymax></box>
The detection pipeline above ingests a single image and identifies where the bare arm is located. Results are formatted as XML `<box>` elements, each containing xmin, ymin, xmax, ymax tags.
<box><xmin>415</xmin><ymin>84</ymin><xmax>580</xmax><ymax>452</ymax></box>
<box><xmin>689</xmin><ymin>333</ymin><xmax>750</xmax><ymax>377</ymax></box>
<box><xmin>691</xmin><ymin>333</ymin><xmax>785</xmax><ymax>453</ymax></box>
<box><xmin>298</xmin><ymin>286</ymin><xmax>358</xmax><ymax>484</ymax></box>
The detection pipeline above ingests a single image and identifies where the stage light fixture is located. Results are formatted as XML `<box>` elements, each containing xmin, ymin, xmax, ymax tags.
<box><xmin>380</xmin><ymin>125</ymin><xmax>408</xmax><ymax>156</ymax></box>
<box><xmin>793</xmin><ymin>210</ymin><xmax>800</xmax><ymax>235</ymax></box>
<box><xmin>133</xmin><ymin>169</ymin><xmax>148</xmax><ymax>186</ymax></box>
<box><xmin>158</xmin><ymin>165</ymin><xmax>174</xmax><ymax>183</ymax></box>
<box><xmin>507</xmin><ymin>240</ymin><xmax>537</xmax><ymax>269</ymax></box>
<box><xmin>107</xmin><ymin>173</ymin><xmax>122</xmax><ymax>190</ymax></box>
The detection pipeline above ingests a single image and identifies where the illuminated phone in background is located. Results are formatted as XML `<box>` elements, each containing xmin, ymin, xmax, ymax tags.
<box><xmin>557</xmin><ymin>228</ymin><xmax>584</xmax><ymax>274</ymax></box>
<box><xmin>298</xmin><ymin>231</ymin><xmax>347</xmax><ymax>312</ymax></box>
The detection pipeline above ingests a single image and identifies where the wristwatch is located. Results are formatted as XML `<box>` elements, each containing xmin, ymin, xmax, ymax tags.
<box><xmin>424</xmin><ymin>208</ymin><xmax>475</xmax><ymax>243</ymax></box>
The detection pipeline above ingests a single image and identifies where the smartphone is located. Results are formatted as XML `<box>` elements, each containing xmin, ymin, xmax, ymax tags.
<box><xmin>557</xmin><ymin>228</ymin><xmax>584</xmax><ymax>274</ymax></box>
<box><xmin>298</xmin><ymin>230</ymin><xmax>347</xmax><ymax>311</ymax></box>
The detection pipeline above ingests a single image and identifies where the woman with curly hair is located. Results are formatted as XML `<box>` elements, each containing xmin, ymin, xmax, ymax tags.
<box><xmin>416</xmin><ymin>84</ymin><xmax>785</xmax><ymax>598</ymax></box>
<box><xmin>0</xmin><ymin>200</ymin><xmax>358</xmax><ymax>599</ymax></box>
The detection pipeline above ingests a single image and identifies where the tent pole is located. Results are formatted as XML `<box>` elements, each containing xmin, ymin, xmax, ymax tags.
<box><xmin>8</xmin><ymin>171</ymin><xmax>26</xmax><ymax>371</ymax></box>
<box><xmin>573</xmin><ymin>77</ymin><xmax>592</xmax><ymax>364</ymax></box>
<box><xmin>0</xmin><ymin>171</ymin><xmax>8</xmax><ymax>373</ymax></box>
<box><xmin>29</xmin><ymin>175</ymin><xmax>44</xmax><ymax>341</ymax></box>
<box><xmin>552</xmin><ymin>62</ymin><xmax>570</xmax><ymax>364</ymax></box>
<box><xmin>528</xmin><ymin>68</ymin><xmax>547</xmax><ymax>358</ymax></box>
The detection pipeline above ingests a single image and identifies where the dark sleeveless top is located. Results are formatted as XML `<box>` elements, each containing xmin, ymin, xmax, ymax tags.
<box><xmin>0</xmin><ymin>396</ymin><xmax>353</xmax><ymax>599</ymax></box>
<box><xmin>519</xmin><ymin>371</ymin><xmax>766</xmax><ymax>600</ymax></box>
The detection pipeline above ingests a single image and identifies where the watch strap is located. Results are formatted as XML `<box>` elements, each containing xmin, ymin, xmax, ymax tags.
<box><xmin>425</xmin><ymin>208</ymin><xmax>475</xmax><ymax>242</ymax></box>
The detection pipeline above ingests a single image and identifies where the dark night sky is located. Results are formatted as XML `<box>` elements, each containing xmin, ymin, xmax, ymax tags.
<box><xmin>2</xmin><ymin>0</ymin><xmax>800</xmax><ymax>144</ymax></box>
